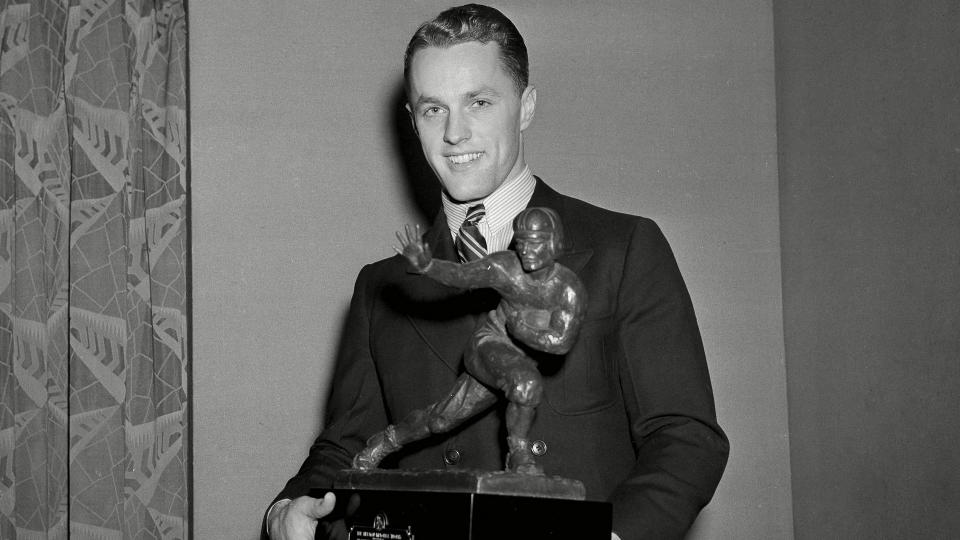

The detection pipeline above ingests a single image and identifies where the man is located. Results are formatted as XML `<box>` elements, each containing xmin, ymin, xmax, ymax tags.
<box><xmin>353</xmin><ymin>208</ymin><xmax>588</xmax><ymax>476</ymax></box>
<box><xmin>267</xmin><ymin>5</ymin><xmax>728</xmax><ymax>540</ymax></box>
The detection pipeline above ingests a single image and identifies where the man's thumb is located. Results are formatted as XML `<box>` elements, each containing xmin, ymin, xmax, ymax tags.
<box><xmin>306</xmin><ymin>492</ymin><xmax>337</xmax><ymax>519</ymax></box>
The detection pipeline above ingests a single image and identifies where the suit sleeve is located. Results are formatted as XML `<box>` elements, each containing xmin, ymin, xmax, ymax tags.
<box><xmin>264</xmin><ymin>265</ymin><xmax>389</xmax><ymax>537</ymax></box>
<box><xmin>609</xmin><ymin>219</ymin><xmax>729</xmax><ymax>539</ymax></box>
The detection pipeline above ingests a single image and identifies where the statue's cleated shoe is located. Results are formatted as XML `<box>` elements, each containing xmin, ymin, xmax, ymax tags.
<box><xmin>506</xmin><ymin>436</ymin><xmax>545</xmax><ymax>476</ymax></box>
<box><xmin>351</xmin><ymin>425</ymin><xmax>400</xmax><ymax>470</ymax></box>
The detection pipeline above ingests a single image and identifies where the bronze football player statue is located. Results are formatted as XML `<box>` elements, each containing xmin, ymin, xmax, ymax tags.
<box><xmin>353</xmin><ymin>207</ymin><xmax>587</xmax><ymax>475</ymax></box>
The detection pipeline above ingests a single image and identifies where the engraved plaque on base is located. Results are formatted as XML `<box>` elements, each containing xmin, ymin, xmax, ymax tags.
<box><xmin>312</xmin><ymin>469</ymin><xmax>612</xmax><ymax>540</ymax></box>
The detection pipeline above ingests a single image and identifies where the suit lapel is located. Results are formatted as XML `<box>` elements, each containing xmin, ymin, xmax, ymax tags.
<box><xmin>400</xmin><ymin>212</ymin><xmax>484</xmax><ymax>374</ymax></box>
<box><xmin>528</xmin><ymin>178</ymin><xmax>594</xmax><ymax>275</ymax></box>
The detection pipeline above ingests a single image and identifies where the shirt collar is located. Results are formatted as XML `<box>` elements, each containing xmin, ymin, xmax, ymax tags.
<box><xmin>441</xmin><ymin>165</ymin><xmax>536</xmax><ymax>241</ymax></box>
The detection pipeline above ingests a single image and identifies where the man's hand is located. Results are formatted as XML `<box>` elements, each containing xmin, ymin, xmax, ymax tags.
<box><xmin>395</xmin><ymin>224</ymin><xmax>433</xmax><ymax>272</ymax></box>
<box><xmin>267</xmin><ymin>493</ymin><xmax>336</xmax><ymax>540</ymax></box>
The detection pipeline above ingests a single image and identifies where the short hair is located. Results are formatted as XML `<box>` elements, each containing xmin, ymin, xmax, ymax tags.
<box><xmin>404</xmin><ymin>4</ymin><xmax>529</xmax><ymax>96</ymax></box>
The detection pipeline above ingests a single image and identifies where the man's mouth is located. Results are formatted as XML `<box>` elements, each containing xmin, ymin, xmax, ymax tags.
<box><xmin>447</xmin><ymin>152</ymin><xmax>484</xmax><ymax>165</ymax></box>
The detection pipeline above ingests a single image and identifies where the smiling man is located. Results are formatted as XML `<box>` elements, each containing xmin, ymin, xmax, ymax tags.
<box><xmin>406</xmin><ymin>38</ymin><xmax>535</xmax><ymax>204</ymax></box>
<box><xmin>266</xmin><ymin>5</ymin><xmax>728</xmax><ymax>540</ymax></box>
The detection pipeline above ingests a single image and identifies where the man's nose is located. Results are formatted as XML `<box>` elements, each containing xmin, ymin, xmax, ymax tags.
<box><xmin>443</xmin><ymin>111</ymin><xmax>471</xmax><ymax>145</ymax></box>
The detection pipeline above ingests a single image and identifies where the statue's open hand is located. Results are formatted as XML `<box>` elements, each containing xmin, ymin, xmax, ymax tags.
<box><xmin>395</xmin><ymin>224</ymin><xmax>433</xmax><ymax>272</ymax></box>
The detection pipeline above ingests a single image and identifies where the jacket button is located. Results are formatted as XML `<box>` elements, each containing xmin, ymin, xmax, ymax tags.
<box><xmin>531</xmin><ymin>440</ymin><xmax>548</xmax><ymax>456</ymax></box>
<box><xmin>443</xmin><ymin>448</ymin><xmax>461</xmax><ymax>465</ymax></box>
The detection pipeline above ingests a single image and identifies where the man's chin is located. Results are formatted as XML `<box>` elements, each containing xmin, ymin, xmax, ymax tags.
<box><xmin>436</xmin><ymin>170</ymin><xmax>499</xmax><ymax>203</ymax></box>
<box><xmin>443</xmin><ymin>185</ymin><xmax>494</xmax><ymax>204</ymax></box>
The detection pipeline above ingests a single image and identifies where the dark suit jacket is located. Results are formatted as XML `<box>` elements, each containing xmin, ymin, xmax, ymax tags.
<box><xmin>273</xmin><ymin>180</ymin><xmax>729</xmax><ymax>539</ymax></box>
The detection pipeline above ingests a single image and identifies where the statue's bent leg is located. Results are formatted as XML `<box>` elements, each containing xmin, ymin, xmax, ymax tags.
<box><xmin>468</xmin><ymin>334</ymin><xmax>545</xmax><ymax>475</ymax></box>
<box><xmin>352</xmin><ymin>373</ymin><xmax>496</xmax><ymax>470</ymax></box>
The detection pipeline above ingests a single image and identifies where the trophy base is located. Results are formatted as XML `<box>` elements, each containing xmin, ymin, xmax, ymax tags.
<box><xmin>315</xmin><ymin>469</ymin><xmax>611</xmax><ymax>540</ymax></box>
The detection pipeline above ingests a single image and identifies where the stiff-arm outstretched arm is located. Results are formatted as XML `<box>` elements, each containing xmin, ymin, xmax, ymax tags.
<box><xmin>395</xmin><ymin>224</ymin><xmax>513</xmax><ymax>290</ymax></box>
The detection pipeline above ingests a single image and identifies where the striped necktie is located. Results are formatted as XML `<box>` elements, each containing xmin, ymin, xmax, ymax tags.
<box><xmin>455</xmin><ymin>204</ymin><xmax>487</xmax><ymax>263</ymax></box>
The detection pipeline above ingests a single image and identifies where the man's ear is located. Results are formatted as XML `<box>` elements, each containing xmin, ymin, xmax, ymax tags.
<box><xmin>405</xmin><ymin>102</ymin><xmax>419</xmax><ymax>135</ymax></box>
<box><xmin>520</xmin><ymin>85</ymin><xmax>537</xmax><ymax>131</ymax></box>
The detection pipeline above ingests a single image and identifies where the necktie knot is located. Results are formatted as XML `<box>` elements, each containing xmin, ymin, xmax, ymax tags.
<box><xmin>456</xmin><ymin>204</ymin><xmax>487</xmax><ymax>263</ymax></box>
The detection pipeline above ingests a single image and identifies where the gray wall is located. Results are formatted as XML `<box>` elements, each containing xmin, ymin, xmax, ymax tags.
<box><xmin>774</xmin><ymin>1</ymin><xmax>960</xmax><ymax>538</ymax></box>
<box><xmin>190</xmin><ymin>2</ymin><xmax>791</xmax><ymax>538</ymax></box>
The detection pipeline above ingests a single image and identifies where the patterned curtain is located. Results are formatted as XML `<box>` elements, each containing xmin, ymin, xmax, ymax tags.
<box><xmin>0</xmin><ymin>1</ymin><xmax>189</xmax><ymax>538</ymax></box>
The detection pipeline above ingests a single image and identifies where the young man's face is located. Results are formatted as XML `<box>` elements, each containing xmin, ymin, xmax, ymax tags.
<box><xmin>406</xmin><ymin>41</ymin><xmax>536</xmax><ymax>203</ymax></box>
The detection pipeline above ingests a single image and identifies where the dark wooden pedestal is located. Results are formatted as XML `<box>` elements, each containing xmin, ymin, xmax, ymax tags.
<box><xmin>312</xmin><ymin>469</ymin><xmax>611</xmax><ymax>540</ymax></box>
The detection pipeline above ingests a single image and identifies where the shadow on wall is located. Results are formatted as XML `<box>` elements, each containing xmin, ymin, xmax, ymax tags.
<box><xmin>387</xmin><ymin>79</ymin><xmax>440</xmax><ymax>223</ymax></box>
<box><xmin>308</xmin><ymin>81</ymin><xmax>439</xmax><ymax>421</ymax></box>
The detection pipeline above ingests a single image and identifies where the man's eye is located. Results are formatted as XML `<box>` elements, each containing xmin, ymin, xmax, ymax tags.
<box><xmin>423</xmin><ymin>106</ymin><xmax>444</xmax><ymax>117</ymax></box>
<box><xmin>472</xmin><ymin>99</ymin><xmax>491</xmax><ymax>108</ymax></box>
